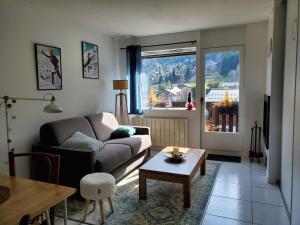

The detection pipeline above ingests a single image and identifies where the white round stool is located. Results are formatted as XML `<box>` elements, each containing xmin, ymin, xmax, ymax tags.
<box><xmin>80</xmin><ymin>173</ymin><xmax>116</xmax><ymax>224</ymax></box>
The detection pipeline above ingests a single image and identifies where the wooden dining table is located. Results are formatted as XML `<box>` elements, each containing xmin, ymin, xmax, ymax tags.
<box><xmin>0</xmin><ymin>173</ymin><xmax>76</xmax><ymax>225</ymax></box>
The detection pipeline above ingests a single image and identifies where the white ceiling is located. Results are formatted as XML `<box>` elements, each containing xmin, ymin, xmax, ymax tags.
<box><xmin>16</xmin><ymin>0</ymin><xmax>273</xmax><ymax>37</ymax></box>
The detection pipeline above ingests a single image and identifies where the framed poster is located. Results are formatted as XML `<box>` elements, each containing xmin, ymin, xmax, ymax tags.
<box><xmin>35</xmin><ymin>43</ymin><xmax>62</xmax><ymax>90</ymax></box>
<box><xmin>82</xmin><ymin>42</ymin><xmax>99</xmax><ymax>79</ymax></box>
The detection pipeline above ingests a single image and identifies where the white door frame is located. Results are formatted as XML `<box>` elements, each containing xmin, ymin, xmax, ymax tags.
<box><xmin>200</xmin><ymin>46</ymin><xmax>245</xmax><ymax>154</ymax></box>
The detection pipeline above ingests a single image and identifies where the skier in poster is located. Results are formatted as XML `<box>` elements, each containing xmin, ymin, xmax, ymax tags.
<box><xmin>83</xmin><ymin>52</ymin><xmax>93</xmax><ymax>73</ymax></box>
<box><xmin>41</xmin><ymin>49</ymin><xmax>62</xmax><ymax>86</ymax></box>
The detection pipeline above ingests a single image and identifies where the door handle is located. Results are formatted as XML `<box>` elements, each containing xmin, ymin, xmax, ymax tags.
<box><xmin>200</xmin><ymin>97</ymin><xmax>204</xmax><ymax>105</ymax></box>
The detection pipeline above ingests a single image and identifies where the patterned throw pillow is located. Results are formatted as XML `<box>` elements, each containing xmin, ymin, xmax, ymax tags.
<box><xmin>110</xmin><ymin>126</ymin><xmax>136</xmax><ymax>139</ymax></box>
<box><xmin>60</xmin><ymin>131</ymin><xmax>105</xmax><ymax>151</ymax></box>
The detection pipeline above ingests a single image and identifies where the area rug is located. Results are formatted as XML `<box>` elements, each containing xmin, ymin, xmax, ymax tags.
<box><xmin>56</xmin><ymin>162</ymin><xmax>219</xmax><ymax>225</ymax></box>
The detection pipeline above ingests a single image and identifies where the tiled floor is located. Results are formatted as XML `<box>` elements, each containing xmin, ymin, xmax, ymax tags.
<box><xmin>56</xmin><ymin>159</ymin><xmax>290</xmax><ymax>225</ymax></box>
<box><xmin>201</xmin><ymin>160</ymin><xmax>290</xmax><ymax>225</ymax></box>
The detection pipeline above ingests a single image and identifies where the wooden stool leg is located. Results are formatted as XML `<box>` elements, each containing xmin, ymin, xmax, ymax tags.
<box><xmin>108</xmin><ymin>197</ymin><xmax>114</xmax><ymax>212</ymax></box>
<box><xmin>83</xmin><ymin>200</ymin><xmax>90</xmax><ymax>222</ymax></box>
<box><xmin>99</xmin><ymin>200</ymin><xmax>105</xmax><ymax>224</ymax></box>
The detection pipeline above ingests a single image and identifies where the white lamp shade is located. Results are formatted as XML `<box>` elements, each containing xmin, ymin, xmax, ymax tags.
<box><xmin>43</xmin><ymin>99</ymin><xmax>63</xmax><ymax>113</ymax></box>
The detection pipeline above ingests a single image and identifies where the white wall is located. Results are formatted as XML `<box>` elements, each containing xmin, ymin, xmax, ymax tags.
<box><xmin>244</xmin><ymin>22</ymin><xmax>268</xmax><ymax>157</ymax></box>
<box><xmin>281</xmin><ymin>0</ymin><xmax>298</xmax><ymax>214</ymax></box>
<box><xmin>0</xmin><ymin>1</ymin><xmax>118</xmax><ymax>174</ymax></box>
<box><xmin>266</xmin><ymin>0</ymin><xmax>286</xmax><ymax>184</ymax></box>
<box><xmin>291</xmin><ymin>5</ymin><xmax>300</xmax><ymax>222</ymax></box>
<box><xmin>118</xmin><ymin>23</ymin><xmax>267</xmax><ymax>156</ymax></box>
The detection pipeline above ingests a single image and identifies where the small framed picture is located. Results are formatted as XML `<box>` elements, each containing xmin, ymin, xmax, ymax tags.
<box><xmin>35</xmin><ymin>43</ymin><xmax>62</xmax><ymax>90</ymax></box>
<box><xmin>81</xmin><ymin>42</ymin><xmax>99</xmax><ymax>79</ymax></box>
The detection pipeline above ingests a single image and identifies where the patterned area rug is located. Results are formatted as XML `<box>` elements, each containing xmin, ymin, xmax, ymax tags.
<box><xmin>57</xmin><ymin>162</ymin><xmax>219</xmax><ymax>225</ymax></box>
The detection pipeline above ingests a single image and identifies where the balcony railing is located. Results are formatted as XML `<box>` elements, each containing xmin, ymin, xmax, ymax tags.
<box><xmin>206</xmin><ymin>102</ymin><xmax>239</xmax><ymax>133</ymax></box>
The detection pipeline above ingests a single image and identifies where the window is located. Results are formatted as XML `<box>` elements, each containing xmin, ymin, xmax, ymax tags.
<box><xmin>140</xmin><ymin>47</ymin><xmax>197</xmax><ymax>109</ymax></box>
<box><xmin>204</xmin><ymin>50</ymin><xmax>240</xmax><ymax>133</ymax></box>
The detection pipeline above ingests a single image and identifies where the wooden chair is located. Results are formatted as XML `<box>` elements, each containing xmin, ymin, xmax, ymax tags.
<box><xmin>9</xmin><ymin>151</ymin><xmax>60</xmax><ymax>225</ymax></box>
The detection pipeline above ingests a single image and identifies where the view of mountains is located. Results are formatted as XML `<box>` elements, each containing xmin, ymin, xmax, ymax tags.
<box><xmin>139</xmin><ymin>51</ymin><xmax>240</xmax><ymax>108</ymax></box>
<box><xmin>141</xmin><ymin>51</ymin><xmax>240</xmax><ymax>87</ymax></box>
<box><xmin>141</xmin><ymin>54</ymin><xmax>197</xmax><ymax>86</ymax></box>
<box><xmin>205</xmin><ymin>51</ymin><xmax>240</xmax><ymax>83</ymax></box>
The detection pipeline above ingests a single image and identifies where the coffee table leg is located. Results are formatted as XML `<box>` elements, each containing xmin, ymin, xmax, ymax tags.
<box><xmin>183</xmin><ymin>178</ymin><xmax>191</xmax><ymax>208</ymax></box>
<box><xmin>201</xmin><ymin>159</ymin><xmax>206</xmax><ymax>175</ymax></box>
<box><xmin>139</xmin><ymin>171</ymin><xmax>147</xmax><ymax>200</ymax></box>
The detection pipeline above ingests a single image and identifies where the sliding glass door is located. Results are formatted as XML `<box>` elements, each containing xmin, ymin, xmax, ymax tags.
<box><xmin>201</xmin><ymin>47</ymin><xmax>244</xmax><ymax>152</ymax></box>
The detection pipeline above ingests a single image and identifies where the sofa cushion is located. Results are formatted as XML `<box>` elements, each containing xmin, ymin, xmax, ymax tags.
<box><xmin>60</xmin><ymin>131</ymin><xmax>105</xmax><ymax>151</ymax></box>
<box><xmin>95</xmin><ymin>144</ymin><xmax>131</xmax><ymax>172</ymax></box>
<box><xmin>40</xmin><ymin>117</ymin><xmax>96</xmax><ymax>146</ymax></box>
<box><xmin>110</xmin><ymin>126</ymin><xmax>136</xmax><ymax>139</ymax></box>
<box><xmin>105</xmin><ymin>135</ymin><xmax>151</xmax><ymax>156</ymax></box>
<box><xmin>86</xmin><ymin>112</ymin><xmax>119</xmax><ymax>142</ymax></box>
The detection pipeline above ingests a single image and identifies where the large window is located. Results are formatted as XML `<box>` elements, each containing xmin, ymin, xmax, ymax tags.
<box><xmin>140</xmin><ymin>47</ymin><xmax>197</xmax><ymax>109</ymax></box>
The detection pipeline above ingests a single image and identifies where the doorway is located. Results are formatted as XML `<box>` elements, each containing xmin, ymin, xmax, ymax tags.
<box><xmin>201</xmin><ymin>47</ymin><xmax>244</xmax><ymax>153</ymax></box>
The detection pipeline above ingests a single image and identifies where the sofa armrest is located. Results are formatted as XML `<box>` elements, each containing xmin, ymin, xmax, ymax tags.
<box><xmin>131</xmin><ymin>126</ymin><xmax>150</xmax><ymax>135</ymax></box>
<box><xmin>32</xmin><ymin>144</ymin><xmax>97</xmax><ymax>189</ymax></box>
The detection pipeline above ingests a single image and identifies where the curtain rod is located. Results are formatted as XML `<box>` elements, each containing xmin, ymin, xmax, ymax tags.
<box><xmin>201</xmin><ymin>44</ymin><xmax>245</xmax><ymax>50</ymax></box>
<box><xmin>120</xmin><ymin>40</ymin><xmax>197</xmax><ymax>50</ymax></box>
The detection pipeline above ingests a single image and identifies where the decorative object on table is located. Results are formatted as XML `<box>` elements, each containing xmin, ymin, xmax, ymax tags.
<box><xmin>0</xmin><ymin>185</ymin><xmax>10</xmax><ymax>204</ymax></box>
<box><xmin>56</xmin><ymin>162</ymin><xmax>219</xmax><ymax>225</ymax></box>
<box><xmin>249</xmin><ymin>121</ymin><xmax>263</xmax><ymax>162</ymax></box>
<box><xmin>80</xmin><ymin>173</ymin><xmax>116</xmax><ymax>224</ymax></box>
<box><xmin>266</xmin><ymin>38</ymin><xmax>272</xmax><ymax>57</ymax></box>
<box><xmin>82</xmin><ymin>42</ymin><xmax>99</xmax><ymax>79</ymax></box>
<box><xmin>113</xmin><ymin>80</ymin><xmax>129</xmax><ymax>125</ymax></box>
<box><xmin>0</xmin><ymin>93</ymin><xmax>63</xmax><ymax>163</ymax></box>
<box><xmin>35</xmin><ymin>43</ymin><xmax>62</xmax><ymax>90</ymax></box>
<box><xmin>185</xmin><ymin>92</ymin><xmax>193</xmax><ymax>110</ymax></box>
<box><xmin>163</xmin><ymin>146</ymin><xmax>186</xmax><ymax>162</ymax></box>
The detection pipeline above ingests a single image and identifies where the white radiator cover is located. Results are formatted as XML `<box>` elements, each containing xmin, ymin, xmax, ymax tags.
<box><xmin>130</xmin><ymin>117</ymin><xmax>189</xmax><ymax>147</ymax></box>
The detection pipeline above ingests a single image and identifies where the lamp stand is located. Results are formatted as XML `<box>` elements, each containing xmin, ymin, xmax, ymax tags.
<box><xmin>115</xmin><ymin>91</ymin><xmax>129</xmax><ymax>125</ymax></box>
<box><xmin>3</xmin><ymin>96</ymin><xmax>11</xmax><ymax>154</ymax></box>
<box><xmin>0</xmin><ymin>94</ymin><xmax>63</xmax><ymax>166</ymax></box>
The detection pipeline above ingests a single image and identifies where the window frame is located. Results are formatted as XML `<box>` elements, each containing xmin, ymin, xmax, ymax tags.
<box><xmin>140</xmin><ymin>48</ymin><xmax>197</xmax><ymax>110</ymax></box>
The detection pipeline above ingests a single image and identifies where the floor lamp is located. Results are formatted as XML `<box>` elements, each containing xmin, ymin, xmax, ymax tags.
<box><xmin>113</xmin><ymin>80</ymin><xmax>129</xmax><ymax>125</ymax></box>
<box><xmin>0</xmin><ymin>93</ymin><xmax>63</xmax><ymax>158</ymax></box>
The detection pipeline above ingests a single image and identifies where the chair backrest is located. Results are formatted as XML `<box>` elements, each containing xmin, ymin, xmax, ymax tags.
<box><xmin>19</xmin><ymin>214</ymin><xmax>31</xmax><ymax>225</ymax></box>
<box><xmin>9</xmin><ymin>151</ymin><xmax>60</xmax><ymax>184</ymax></box>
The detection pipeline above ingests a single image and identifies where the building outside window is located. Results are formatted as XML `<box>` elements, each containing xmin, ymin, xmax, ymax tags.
<box><xmin>140</xmin><ymin>47</ymin><xmax>197</xmax><ymax>109</ymax></box>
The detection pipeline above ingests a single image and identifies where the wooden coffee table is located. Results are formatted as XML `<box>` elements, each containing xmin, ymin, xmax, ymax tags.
<box><xmin>139</xmin><ymin>147</ymin><xmax>207</xmax><ymax>208</ymax></box>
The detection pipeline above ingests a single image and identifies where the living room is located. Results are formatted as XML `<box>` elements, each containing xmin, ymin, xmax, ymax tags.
<box><xmin>1</xmin><ymin>0</ymin><xmax>300</xmax><ymax>225</ymax></box>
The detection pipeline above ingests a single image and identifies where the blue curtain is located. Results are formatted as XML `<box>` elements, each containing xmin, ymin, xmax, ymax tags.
<box><xmin>126</xmin><ymin>45</ymin><xmax>142</xmax><ymax>114</ymax></box>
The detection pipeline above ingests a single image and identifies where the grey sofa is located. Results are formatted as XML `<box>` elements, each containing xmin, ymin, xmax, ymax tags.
<box><xmin>32</xmin><ymin>112</ymin><xmax>151</xmax><ymax>190</ymax></box>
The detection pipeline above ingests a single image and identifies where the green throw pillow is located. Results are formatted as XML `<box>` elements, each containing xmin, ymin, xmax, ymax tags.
<box><xmin>110</xmin><ymin>126</ymin><xmax>136</xmax><ymax>139</ymax></box>
<box><xmin>60</xmin><ymin>131</ymin><xmax>105</xmax><ymax>151</ymax></box>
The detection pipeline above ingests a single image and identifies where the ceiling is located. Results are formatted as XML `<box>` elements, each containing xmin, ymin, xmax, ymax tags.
<box><xmin>13</xmin><ymin>0</ymin><xmax>273</xmax><ymax>37</ymax></box>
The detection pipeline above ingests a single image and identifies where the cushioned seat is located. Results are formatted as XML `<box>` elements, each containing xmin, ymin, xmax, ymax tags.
<box><xmin>80</xmin><ymin>173</ymin><xmax>116</xmax><ymax>200</ymax></box>
<box><xmin>80</xmin><ymin>173</ymin><xmax>116</xmax><ymax>224</ymax></box>
<box><xmin>105</xmin><ymin>135</ymin><xmax>152</xmax><ymax>156</ymax></box>
<box><xmin>95</xmin><ymin>144</ymin><xmax>131</xmax><ymax>172</ymax></box>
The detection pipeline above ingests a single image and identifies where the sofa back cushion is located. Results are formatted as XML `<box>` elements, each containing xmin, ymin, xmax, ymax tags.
<box><xmin>86</xmin><ymin>112</ymin><xmax>119</xmax><ymax>142</ymax></box>
<box><xmin>40</xmin><ymin>117</ymin><xmax>96</xmax><ymax>146</ymax></box>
